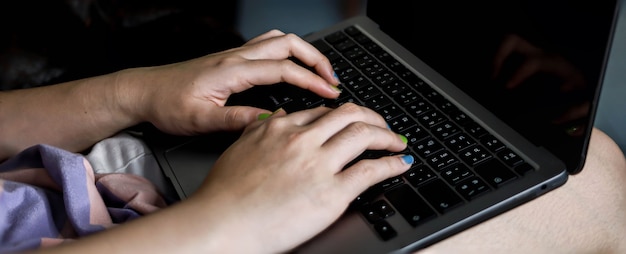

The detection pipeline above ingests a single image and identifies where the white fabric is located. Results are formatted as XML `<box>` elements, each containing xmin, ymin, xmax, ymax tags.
<box><xmin>84</xmin><ymin>132</ymin><xmax>175</xmax><ymax>199</ymax></box>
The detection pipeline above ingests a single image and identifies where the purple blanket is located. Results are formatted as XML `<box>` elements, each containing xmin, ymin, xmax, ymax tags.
<box><xmin>0</xmin><ymin>144</ymin><xmax>168</xmax><ymax>253</ymax></box>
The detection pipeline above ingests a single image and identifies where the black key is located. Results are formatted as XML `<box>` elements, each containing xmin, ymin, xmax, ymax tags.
<box><xmin>377</xmin><ymin>176</ymin><xmax>404</xmax><ymax>191</ymax></box>
<box><xmin>388</xmin><ymin>114</ymin><xmax>417</xmax><ymax>132</ymax></box>
<box><xmin>364</xmin><ymin>94</ymin><xmax>392</xmax><ymax>110</ymax></box>
<box><xmin>418</xmin><ymin>179</ymin><xmax>463</xmax><ymax>214</ymax></box>
<box><xmin>465</xmin><ymin>122</ymin><xmax>488</xmax><ymax>138</ymax></box>
<box><xmin>373</xmin><ymin>220</ymin><xmax>397</xmax><ymax>241</ymax></box>
<box><xmin>474</xmin><ymin>159</ymin><xmax>517</xmax><ymax>188</ymax></box>
<box><xmin>385</xmin><ymin>185</ymin><xmax>436</xmax><ymax>227</ymax></box>
<box><xmin>354</xmin><ymin>55</ymin><xmax>376</xmax><ymax>69</ymax></box>
<box><xmin>376</xmin><ymin>104</ymin><xmax>404</xmax><ymax>122</ymax></box>
<box><xmin>382</xmin><ymin>80</ymin><xmax>408</xmax><ymax>95</ymax></box>
<box><xmin>445</xmin><ymin>133</ymin><xmax>476</xmax><ymax>153</ymax></box>
<box><xmin>394</xmin><ymin>90</ymin><xmax>421</xmax><ymax>105</ymax></box>
<box><xmin>354</xmin><ymin>84</ymin><xmax>381</xmax><ymax>101</ymax></box>
<box><xmin>481</xmin><ymin>135</ymin><xmax>506</xmax><ymax>152</ymax></box>
<box><xmin>325</xmin><ymin>31</ymin><xmax>348</xmax><ymax>44</ymax></box>
<box><xmin>431</xmin><ymin>121</ymin><xmax>460</xmax><ymax>140</ymax></box>
<box><xmin>497</xmin><ymin>149</ymin><xmax>524</xmax><ymax>167</ymax></box>
<box><xmin>343</xmin><ymin>47</ymin><xmax>367</xmax><ymax>60</ymax></box>
<box><xmin>362</xmin><ymin>63</ymin><xmax>386</xmax><ymax>77</ymax></box>
<box><xmin>515</xmin><ymin>163</ymin><xmax>535</xmax><ymax>175</ymax></box>
<box><xmin>331</xmin><ymin>57</ymin><xmax>350</xmax><ymax>72</ymax></box>
<box><xmin>365</xmin><ymin>42</ymin><xmax>383</xmax><ymax>54</ymax></box>
<box><xmin>344</xmin><ymin>26</ymin><xmax>361</xmax><ymax>37</ymax></box>
<box><xmin>311</xmin><ymin>39</ymin><xmax>332</xmax><ymax>53</ymax></box>
<box><xmin>352</xmin><ymin>34</ymin><xmax>372</xmax><ymax>45</ymax></box>
<box><xmin>425</xmin><ymin>150</ymin><xmax>458</xmax><ymax>171</ymax></box>
<box><xmin>361</xmin><ymin>206</ymin><xmax>383</xmax><ymax>223</ymax></box>
<box><xmin>371</xmin><ymin>72</ymin><xmax>397</xmax><ymax>87</ymax></box>
<box><xmin>435</xmin><ymin>100</ymin><xmax>458</xmax><ymax>114</ymax></box>
<box><xmin>375</xmin><ymin>51</ymin><xmax>393</xmax><ymax>63</ymax></box>
<box><xmin>344</xmin><ymin>75</ymin><xmax>370</xmax><ymax>92</ymax></box>
<box><xmin>406</xmin><ymin>98</ymin><xmax>432</xmax><ymax>117</ymax></box>
<box><xmin>403</xmin><ymin>164</ymin><xmax>437</xmax><ymax>187</ymax></box>
<box><xmin>456</xmin><ymin>177</ymin><xmax>490</xmax><ymax>200</ymax></box>
<box><xmin>449</xmin><ymin>109</ymin><xmax>471</xmax><ymax>125</ymax></box>
<box><xmin>330</xmin><ymin>95</ymin><xmax>359</xmax><ymax>108</ymax></box>
<box><xmin>373</xmin><ymin>200</ymin><xmax>396</xmax><ymax>218</ymax></box>
<box><xmin>351</xmin><ymin>186</ymin><xmax>378</xmax><ymax>208</ymax></box>
<box><xmin>336</xmin><ymin>67</ymin><xmax>360</xmax><ymax>82</ymax></box>
<box><xmin>414</xmin><ymin>138</ymin><xmax>444</xmax><ymax>158</ymax></box>
<box><xmin>422</xmin><ymin>89</ymin><xmax>445</xmax><ymax>105</ymax></box>
<box><xmin>334</xmin><ymin>39</ymin><xmax>357</xmax><ymax>52</ymax></box>
<box><xmin>441</xmin><ymin>164</ymin><xmax>473</xmax><ymax>185</ymax></box>
<box><xmin>417</xmin><ymin>110</ymin><xmax>446</xmax><ymax>128</ymax></box>
<box><xmin>361</xmin><ymin>200</ymin><xmax>395</xmax><ymax>223</ymax></box>
<box><xmin>459</xmin><ymin>145</ymin><xmax>492</xmax><ymax>166</ymax></box>
<box><xmin>398</xmin><ymin>125</ymin><xmax>429</xmax><ymax>145</ymax></box>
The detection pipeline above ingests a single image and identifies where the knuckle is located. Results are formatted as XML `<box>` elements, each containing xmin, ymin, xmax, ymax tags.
<box><xmin>346</xmin><ymin>121</ymin><xmax>372</xmax><ymax>137</ymax></box>
<box><xmin>283</xmin><ymin>33</ymin><xmax>301</xmax><ymax>43</ymax></box>
<box><xmin>337</xmin><ymin>102</ymin><xmax>365</xmax><ymax>115</ymax></box>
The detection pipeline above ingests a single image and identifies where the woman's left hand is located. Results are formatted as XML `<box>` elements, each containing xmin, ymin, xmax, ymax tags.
<box><xmin>119</xmin><ymin>29</ymin><xmax>341</xmax><ymax>135</ymax></box>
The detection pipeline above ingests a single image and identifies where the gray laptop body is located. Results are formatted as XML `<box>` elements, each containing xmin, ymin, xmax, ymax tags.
<box><xmin>145</xmin><ymin>0</ymin><xmax>620</xmax><ymax>253</ymax></box>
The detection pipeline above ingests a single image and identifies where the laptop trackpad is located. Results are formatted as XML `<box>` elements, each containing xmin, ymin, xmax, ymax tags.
<box><xmin>164</xmin><ymin>133</ymin><xmax>238</xmax><ymax>198</ymax></box>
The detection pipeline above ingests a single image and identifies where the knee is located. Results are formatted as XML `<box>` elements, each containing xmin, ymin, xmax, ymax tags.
<box><xmin>586</xmin><ymin>128</ymin><xmax>626</xmax><ymax>175</ymax></box>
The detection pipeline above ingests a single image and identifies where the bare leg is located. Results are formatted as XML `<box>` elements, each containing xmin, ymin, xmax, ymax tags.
<box><xmin>418</xmin><ymin>128</ymin><xmax>626</xmax><ymax>254</ymax></box>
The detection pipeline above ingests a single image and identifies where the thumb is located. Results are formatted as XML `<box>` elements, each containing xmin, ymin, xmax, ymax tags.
<box><xmin>201</xmin><ymin>106</ymin><xmax>271</xmax><ymax>132</ymax></box>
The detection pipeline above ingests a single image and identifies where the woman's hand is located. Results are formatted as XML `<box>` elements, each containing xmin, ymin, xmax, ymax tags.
<box><xmin>189</xmin><ymin>103</ymin><xmax>413</xmax><ymax>253</ymax></box>
<box><xmin>119</xmin><ymin>29</ymin><xmax>341</xmax><ymax>135</ymax></box>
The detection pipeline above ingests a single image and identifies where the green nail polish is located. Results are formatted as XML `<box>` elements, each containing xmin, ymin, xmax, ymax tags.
<box><xmin>399</xmin><ymin>134</ymin><xmax>408</xmax><ymax>144</ymax></box>
<box><xmin>330</xmin><ymin>85</ymin><xmax>342</xmax><ymax>93</ymax></box>
<box><xmin>257</xmin><ymin>113</ymin><xmax>272</xmax><ymax>120</ymax></box>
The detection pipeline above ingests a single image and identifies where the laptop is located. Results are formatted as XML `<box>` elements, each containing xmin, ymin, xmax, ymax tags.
<box><xmin>144</xmin><ymin>0</ymin><xmax>620</xmax><ymax>253</ymax></box>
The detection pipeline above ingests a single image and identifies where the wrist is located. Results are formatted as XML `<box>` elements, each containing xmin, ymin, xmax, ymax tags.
<box><xmin>110</xmin><ymin>68</ymin><xmax>153</xmax><ymax>127</ymax></box>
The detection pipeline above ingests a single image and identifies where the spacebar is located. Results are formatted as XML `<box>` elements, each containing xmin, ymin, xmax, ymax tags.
<box><xmin>385</xmin><ymin>185</ymin><xmax>436</xmax><ymax>227</ymax></box>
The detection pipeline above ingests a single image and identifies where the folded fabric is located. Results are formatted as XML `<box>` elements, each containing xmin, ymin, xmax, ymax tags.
<box><xmin>0</xmin><ymin>144</ymin><xmax>168</xmax><ymax>253</ymax></box>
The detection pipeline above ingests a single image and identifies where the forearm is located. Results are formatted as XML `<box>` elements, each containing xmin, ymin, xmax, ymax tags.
<box><xmin>28</xmin><ymin>194</ymin><xmax>252</xmax><ymax>254</ymax></box>
<box><xmin>0</xmin><ymin>69</ymin><xmax>142</xmax><ymax>160</ymax></box>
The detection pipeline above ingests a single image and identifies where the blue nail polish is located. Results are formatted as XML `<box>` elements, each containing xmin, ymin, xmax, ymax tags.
<box><xmin>333</xmin><ymin>72</ymin><xmax>340</xmax><ymax>82</ymax></box>
<box><xmin>401</xmin><ymin>155</ymin><xmax>414</xmax><ymax>165</ymax></box>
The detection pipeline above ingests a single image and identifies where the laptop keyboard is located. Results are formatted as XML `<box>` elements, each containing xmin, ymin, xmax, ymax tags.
<box><xmin>266</xmin><ymin>26</ymin><xmax>535</xmax><ymax>241</ymax></box>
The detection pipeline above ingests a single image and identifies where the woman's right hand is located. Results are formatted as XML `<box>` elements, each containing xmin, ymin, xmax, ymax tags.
<box><xmin>189</xmin><ymin>103</ymin><xmax>413</xmax><ymax>253</ymax></box>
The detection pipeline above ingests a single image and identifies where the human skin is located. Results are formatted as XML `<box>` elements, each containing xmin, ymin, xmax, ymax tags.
<box><xmin>3</xmin><ymin>30</ymin><xmax>412</xmax><ymax>253</ymax></box>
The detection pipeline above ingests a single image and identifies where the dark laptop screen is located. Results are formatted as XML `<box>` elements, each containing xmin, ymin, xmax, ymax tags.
<box><xmin>368</xmin><ymin>0</ymin><xmax>617</xmax><ymax>172</ymax></box>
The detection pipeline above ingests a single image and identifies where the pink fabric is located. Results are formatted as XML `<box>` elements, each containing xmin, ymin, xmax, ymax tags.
<box><xmin>0</xmin><ymin>144</ymin><xmax>169</xmax><ymax>253</ymax></box>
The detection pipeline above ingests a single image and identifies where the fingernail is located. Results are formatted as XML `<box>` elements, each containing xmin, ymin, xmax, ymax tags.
<box><xmin>333</xmin><ymin>72</ymin><xmax>340</xmax><ymax>82</ymax></box>
<box><xmin>401</xmin><ymin>155</ymin><xmax>414</xmax><ymax>165</ymax></box>
<box><xmin>398</xmin><ymin>134</ymin><xmax>408</xmax><ymax>144</ymax></box>
<box><xmin>273</xmin><ymin>108</ymin><xmax>284</xmax><ymax>114</ymax></box>
<box><xmin>258</xmin><ymin>108</ymin><xmax>284</xmax><ymax>120</ymax></box>
<box><xmin>257</xmin><ymin>113</ymin><xmax>272</xmax><ymax>120</ymax></box>
<box><xmin>330</xmin><ymin>85</ymin><xmax>342</xmax><ymax>93</ymax></box>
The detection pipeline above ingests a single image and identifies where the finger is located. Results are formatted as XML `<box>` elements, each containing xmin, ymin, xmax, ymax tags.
<box><xmin>194</xmin><ymin>105</ymin><xmax>272</xmax><ymax>132</ymax></box>
<box><xmin>239</xmin><ymin>33</ymin><xmax>338</xmax><ymax>86</ymax></box>
<box><xmin>307</xmin><ymin>103</ymin><xmax>389</xmax><ymax>142</ymax></box>
<box><xmin>241</xmin><ymin>108</ymin><xmax>287</xmax><ymax>136</ymax></box>
<box><xmin>242</xmin><ymin>107</ymin><xmax>332</xmax><ymax>136</ymax></box>
<box><xmin>321</xmin><ymin>121</ymin><xmax>407</xmax><ymax>169</ymax></box>
<box><xmin>336</xmin><ymin>155</ymin><xmax>413</xmax><ymax>204</ymax></box>
<box><xmin>236</xmin><ymin>59</ymin><xmax>340</xmax><ymax>98</ymax></box>
<box><xmin>244</xmin><ymin>29</ymin><xmax>286</xmax><ymax>46</ymax></box>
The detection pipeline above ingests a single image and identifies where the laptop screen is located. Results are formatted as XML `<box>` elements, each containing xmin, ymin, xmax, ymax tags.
<box><xmin>368</xmin><ymin>0</ymin><xmax>617</xmax><ymax>172</ymax></box>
